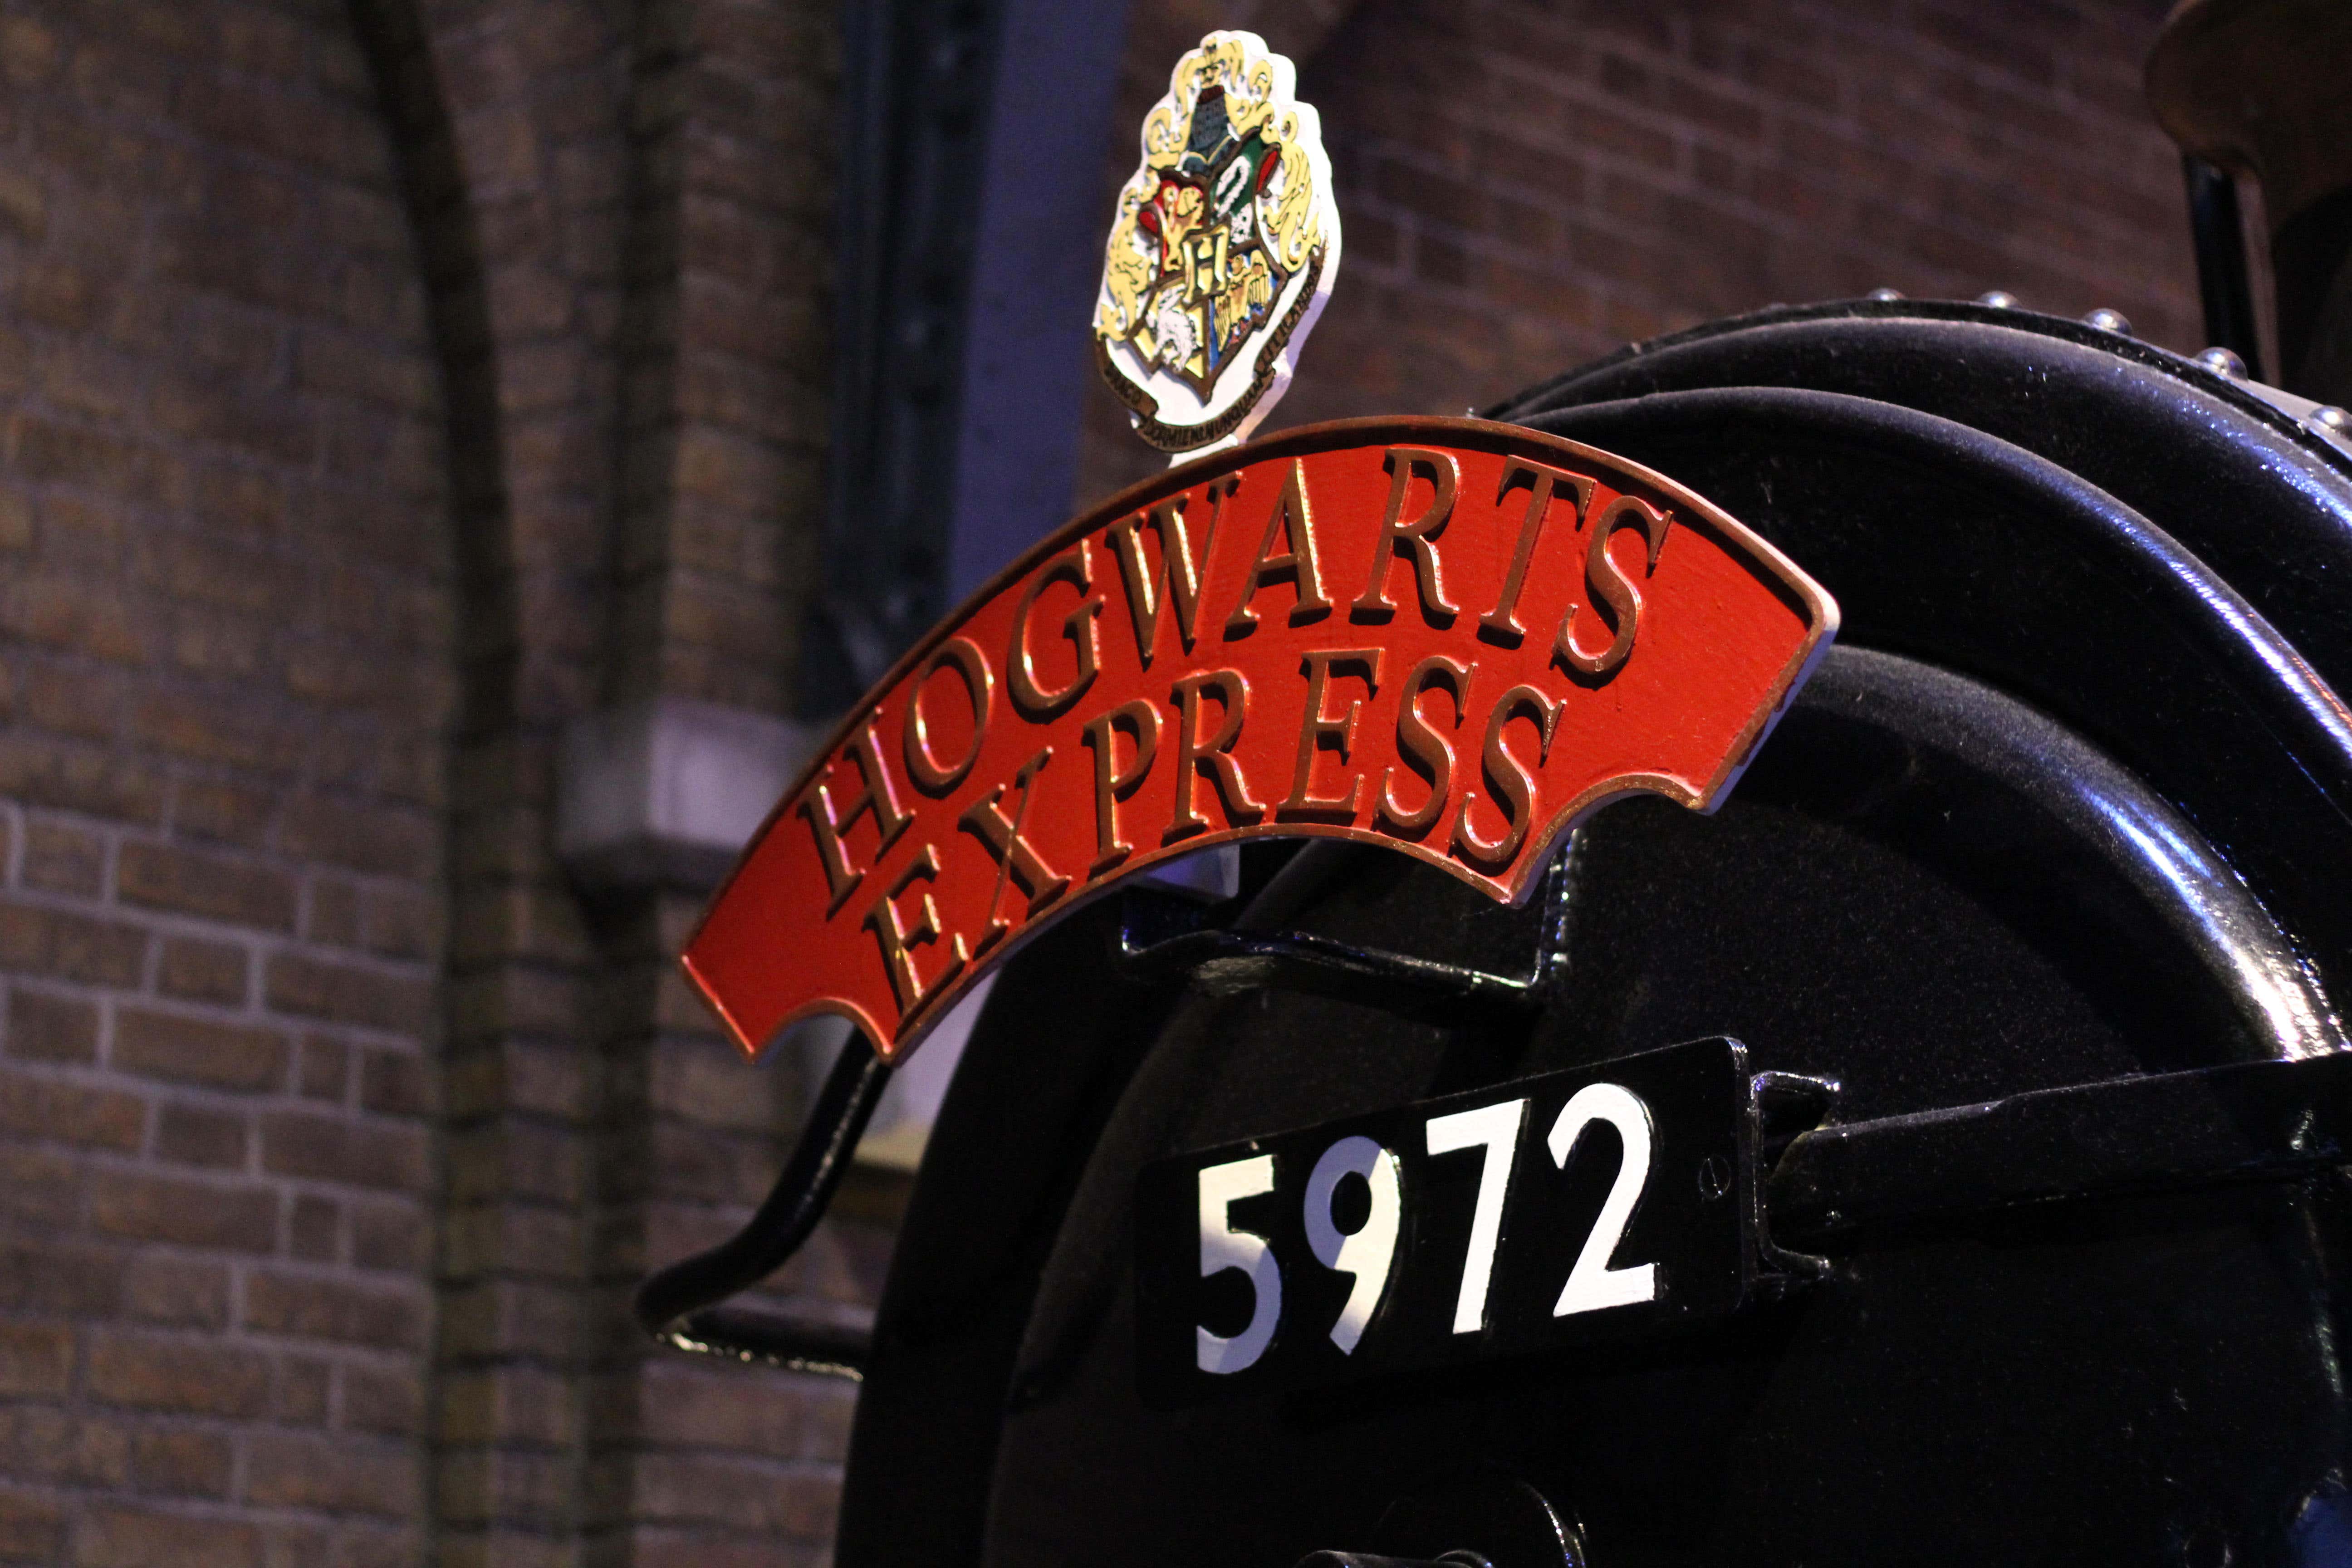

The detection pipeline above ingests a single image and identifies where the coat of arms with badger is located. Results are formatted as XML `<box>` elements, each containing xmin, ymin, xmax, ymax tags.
<box><xmin>1094</xmin><ymin>31</ymin><xmax>1342</xmax><ymax>454</ymax></box>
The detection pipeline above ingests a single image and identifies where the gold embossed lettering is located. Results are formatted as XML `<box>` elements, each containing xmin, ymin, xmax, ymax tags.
<box><xmin>1109</xmin><ymin>477</ymin><xmax>1229</xmax><ymax>668</ymax></box>
<box><xmin>1166</xmin><ymin>670</ymin><xmax>1263</xmax><ymax>840</ymax></box>
<box><xmin>959</xmin><ymin>747</ymin><xmax>1067</xmax><ymax>955</ymax></box>
<box><xmin>902</xmin><ymin>636</ymin><xmax>994</xmax><ymax>795</ymax></box>
<box><xmin>1481</xmin><ymin>458</ymin><xmax>1595</xmax><ymax>645</ymax></box>
<box><xmin>1451</xmin><ymin>684</ymin><xmax>1563</xmax><ymax>871</ymax></box>
<box><xmin>1225</xmin><ymin>460</ymin><xmax>1329</xmax><ymax>635</ymax></box>
<box><xmin>1279</xmin><ymin>648</ymin><xmax>1382</xmax><ymax>820</ymax></box>
<box><xmin>1557</xmin><ymin>494</ymin><xmax>1672</xmax><ymax>678</ymax></box>
<box><xmin>1352</xmin><ymin>447</ymin><xmax>1460</xmax><ymax>621</ymax></box>
<box><xmin>1009</xmin><ymin>542</ymin><xmax>1104</xmax><ymax>720</ymax></box>
<box><xmin>1379</xmin><ymin>655</ymin><xmax>1471</xmax><ymax>836</ymax></box>
<box><xmin>859</xmin><ymin>843</ymin><xmax>968</xmax><ymax>1017</ymax></box>
<box><xmin>1082</xmin><ymin>699</ymin><xmax>1161</xmax><ymax>873</ymax></box>
<box><xmin>796</xmin><ymin>721</ymin><xmax>914</xmax><ymax>915</ymax></box>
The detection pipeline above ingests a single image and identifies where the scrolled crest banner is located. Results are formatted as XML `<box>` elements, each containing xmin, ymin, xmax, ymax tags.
<box><xmin>682</xmin><ymin>417</ymin><xmax>1837</xmax><ymax>1064</ymax></box>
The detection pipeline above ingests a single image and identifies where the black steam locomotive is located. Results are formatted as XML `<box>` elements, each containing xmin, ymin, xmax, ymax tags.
<box><xmin>640</xmin><ymin>3</ymin><xmax>2352</xmax><ymax>1562</ymax></box>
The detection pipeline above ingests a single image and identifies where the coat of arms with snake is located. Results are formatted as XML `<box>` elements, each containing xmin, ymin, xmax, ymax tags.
<box><xmin>1094</xmin><ymin>31</ymin><xmax>1342</xmax><ymax>454</ymax></box>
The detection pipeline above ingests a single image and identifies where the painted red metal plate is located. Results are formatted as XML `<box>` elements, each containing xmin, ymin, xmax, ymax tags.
<box><xmin>683</xmin><ymin>416</ymin><xmax>1837</xmax><ymax>1063</ymax></box>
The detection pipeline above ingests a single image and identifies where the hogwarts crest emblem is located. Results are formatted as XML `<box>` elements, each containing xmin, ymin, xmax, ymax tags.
<box><xmin>1094</xmin><ymin>31</ymin><xmax>1342</xmax><ymax>454</ymax></box>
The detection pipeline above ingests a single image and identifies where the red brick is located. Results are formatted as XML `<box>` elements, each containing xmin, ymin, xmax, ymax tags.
<box><xmin>0</xmin><ymin>1240</ymin><xmax>122</xmax><ymax>1318</ymax></box>
<box><xmin>114</xmin><ymin>1008</ymin><xmax>288</xmax><ymax>1092</ymax></box>
<box><xmin>343</xmin><ymin>1363</ymin><xmax>423</xmax><ymax>1436</ymax></box>
<box><xmin>9</xmin><ymin>416</ymin><xmax>136</xmax><ymax>491</ymax></box>
<box><xmin>20</xmin><ymin>819</ymin><xmax>104</xmax><ymax>897</ymax></box>
<box><xmin>155</xmin><ymin>214</ymin><xmax>329</xmax><ymax>319</ymax></box>
<box><xmin>15</xmin><ymin>264</ymin><xmax>116</xmax><ymax>333</ymax></box>
<box><xmin>74</xmin><ymin>1505</ymin><xmax>260</xmax><ymax>1568</ymax></box>
<box><xmin>173</xmin><ymin>74</ymin><xmax>388</xmax><ymax>184</ymax></box>
<box><xmin>155</xmin><ymin>1102</ymin><xmax>247</xmax><ymax>1168</ymax></box>
<box><xmin>242</xmin><ymin>1270</ymin><xmax>423</xmax><ymax>1350</ymax></box>
<box><xmin>0</xmin><ymin>1144</ymin><xmax>78</xmax><ymax>1228</ymax></box>
<box><xmin>0</xmin><ymin>1069</ymin><xmax>143</xmax><ymax>1150</ymax></box>
<box><xmin>171</xmin><ymin>780</ymin><xmax>274</xmax><ymax>849</ymax></box>
<box><xmin>296</xmin><ymin>1034</ymin><xmax>349</xmax><ymax>1101</ymax></box>
<box><xmin>351</xmin><ymin>1200</ymin><xmax>427</xmax><ymax>1273</ymax></box>
<box><xmin>306</xmin><ymin>877</ymin><xmax>361</xmax><ymax>947</ymax></box>
<box><xmin>0</xmin><ymin>570</ymin><xmax>143</xmax><ymax>662</ymax></box>
<box><xmin>127</xmin><ymin>687</ymin><xmax>302</xmax><ymax>774</ymax></box>
<box><xmin>633</xmin><ymin>1362</ymin><xmax>800</xmax><ymax>1458</ymax></box>
<box><xmin>117</xmin><ymin>842</ymin><xmax>295</xmax><ymax>931</ymax></box>
<box><xmin>265</xmin><ymin>1109</ymin><xmax>430</xmax><ymax>1194</ymax></box>
<box><xmin>360</xmin><ymin>888</ymin><xmax>440</xmax><ymax>964</ymax></box>
<box><xmin>0</xmin><ymin>1406</ymin><xmax>128</xmax><ymax>1489</ymax></box>
<box><xmin>0</xmin><ymin>1485</ymin><xmax>61</xmax><ymax>1562</ymax></box>
<box><xmin>0</xmin><ymin>1320</ymin><xmax>72</xmax><ymax>1398</ymax></box>
<box><xmin>0</xmin><ymin>736</ymin><xmax>166</xmax><ymax>827</ymax></box>
<box><xmin>90</xmin><ymin>1170</ymin><xmax>275</xmax><ymax>1252</ymax></box>
<box><xmin>149</xmin><ymin>374</ymin><xmax>316</xmax><ymax>468</ymax></box>
<box><xmin>289</xmin><ymin>1194</ymin><xmax>338</xmax><ymax>1261</ymax></box>
<box><xmin>0</xmin><ymin>16</ymin><xmax>59</xmax><ymax>85</ymax></box>
<box><xmin>276</xmin><ymin>1357</ymin><xmax>328</xmax><ymax>1427</ymax></box>
<box><xmin>245</xmin><ymin>1432</ymin><xmax>416</xmax><ymax>1516</ymax></box>
<box><xmin>264</xmin><ymin>952</ymin><xmax>431</xmax><ymax>1034</ymax></box>
<box><xmin>130</xmin><ymin>1430</ymin><xmax>232</xmax><ymax>1498</ymax></box>
<box><xmin>119</xmin><ymin>1254</ymin><xmax>229</xmax><ymax>1329</ymax></box>
<box><xmin>4</xmin><ymin>987</ymin><xmax>98</xmax><ymax>1063</ymax></box>
<box><xmin>0</xmin><ymin>903</ymin><xmax>145</xmax><ymax>988</ymax></box>
<box><xmin>157</xmin><ymin>937</ymin><xmax>248</xmax><ymax>1004</ymax></box>
<box><xmin>631</xmin><ymin>1452</ymin><xmax>837</xmax><ymax>1535</ymax></box>
<box><xmin>85</xmin><ymin>1332</ymin><xmax>269</xmax><ymax>1417</ymax></box>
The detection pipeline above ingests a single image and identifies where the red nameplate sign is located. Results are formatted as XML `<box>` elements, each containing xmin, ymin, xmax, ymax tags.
<box><xmin>684</xmin><ymin>417</ymin><xmax>1837</xmax><ymax>1062</ymax></box>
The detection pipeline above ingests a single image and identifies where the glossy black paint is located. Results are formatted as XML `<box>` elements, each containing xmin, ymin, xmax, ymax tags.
<box><xmin>1774</xmin><ymin>1050</ymin><xmax>2352</xmax><ymax>1239</ymax></box>
<box><xmin>1519</xmin><ymin>388</ymin><xmax>2352</xmax><ymax>1014</ymax></box>
<box><xmin>831</xmin><ymin>305</ymin><xmax>2352</xmax><ymax>1567</ymax></box>
<box><xmin>1118</xmin><ymin>887</ymin><xmax>1540</xmax><ymax>1029</ymax></box>
<box><xmin>631</xmin><ymin>1036</ymin><xmax>891</xmax><ymax>1377</ymax></box>
<box><xmin>1366</xmin><ymin>1469</ymin><xmax>1584</xmax><ymax>1568</ymax></box>
<box><xmin>2181</xmin><ymin>154</ymin><xmax>2264</xmax><ymax>378</ymax></box>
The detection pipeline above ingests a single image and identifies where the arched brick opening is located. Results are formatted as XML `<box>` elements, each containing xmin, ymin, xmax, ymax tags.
<box><xmin>348</xmin><ymin>1</ymin><xmax>864</xmax><ymax>1561</ymax></box>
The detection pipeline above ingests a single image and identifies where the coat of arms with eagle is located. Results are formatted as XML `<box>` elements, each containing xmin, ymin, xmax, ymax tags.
<box><xmin>1094</xmin><ymin>30</ymin><xmax>1342</xmax><ymax>454</ymax></box>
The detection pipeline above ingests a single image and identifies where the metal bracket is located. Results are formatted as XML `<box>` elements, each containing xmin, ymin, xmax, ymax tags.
<box><xmin>1745</xmin><ymin>1070</ymin><xmax>1839</xmax><ymax>1289</ymax></box>
<box><xmin>1768</xmin><ymin>1051</ymin><xmax>2352</xmax><ymax>1242</ymax></box>
<box><xmin>632</xmin><ymin>1039</ymin><xmax>893</xmax><ymax>1381</ymax></box>
<box><xmin>1113</xmin><ymin>887</ymin><xmax>1544</xmax><ymax>1029</ymax></box>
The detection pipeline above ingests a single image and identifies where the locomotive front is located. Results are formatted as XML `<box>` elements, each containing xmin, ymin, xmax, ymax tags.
<box><xmin>643</xmin><ymin>12</ymin><xmax>2352</xmax><ymax>1566</ymax></box>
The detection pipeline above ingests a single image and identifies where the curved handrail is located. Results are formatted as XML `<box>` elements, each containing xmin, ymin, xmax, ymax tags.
<box><xmin>632</xmin><ymin>1036</ymin><xmax>893</xmax><ymax>1379</ymax></box>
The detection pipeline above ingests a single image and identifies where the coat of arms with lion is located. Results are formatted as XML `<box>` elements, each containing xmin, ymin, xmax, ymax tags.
<box><xmin>1094</xmin><ymin>31</ymin><xmax>1342</xmax><ymax>454</ymax></box>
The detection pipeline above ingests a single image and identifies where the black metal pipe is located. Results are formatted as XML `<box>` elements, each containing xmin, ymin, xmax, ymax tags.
<box><xmin>1770</xmin><ymin>1051</ymin><xmax>2352</xmax><ymax>1240</ymax></box>
<box><xmin>1114</xmin><ymin>867</ymin><xmax>1551</xmax><ymax>1029</ymax></box>
<box><xmin>2183</xmin><ymin>153</ymin><xmax>2264</xmax><ymax>379</ymax></box>
<box><xmin>632</xmin><ymin>1032</ymin><xmax>893</xmax><ymax>1378</ymax></box>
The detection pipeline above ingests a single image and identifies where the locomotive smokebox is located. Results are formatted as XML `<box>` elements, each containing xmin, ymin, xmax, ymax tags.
<box><xmin>640</xmin><ymin>26</ymin><xmax>2352</xmax><ymax>1568</ymax></box>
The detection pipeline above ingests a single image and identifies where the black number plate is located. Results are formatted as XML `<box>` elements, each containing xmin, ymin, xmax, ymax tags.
<box><xmin>1134</xmin><ymin>1038</ymin><xmax>1757</xmax><ymax>1406</ymax></box>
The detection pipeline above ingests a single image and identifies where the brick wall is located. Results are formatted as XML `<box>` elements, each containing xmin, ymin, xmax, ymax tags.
<box><xmin>1079</xmin><ymin>0</ymin><xmax>2204</xmax><ymax>505</ymax></box>
<box><xmin>0</xmin><ymin>0</ymin><xmax>2216</xmax><ymax>1563</ymax></box>
<box><xmin>0</xmin><ymin>0</ymin><xmax>448</xmax><ymax>1563</ymax></box>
